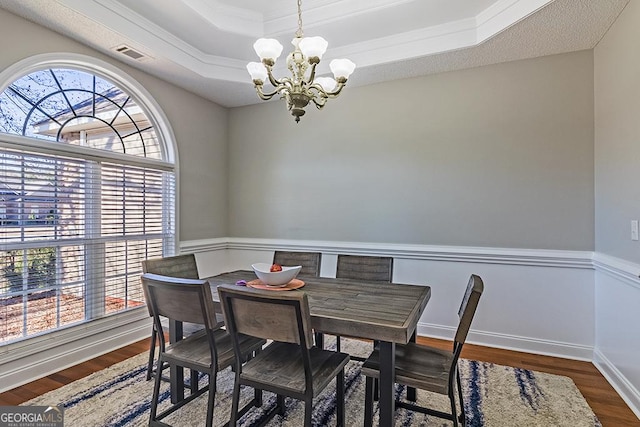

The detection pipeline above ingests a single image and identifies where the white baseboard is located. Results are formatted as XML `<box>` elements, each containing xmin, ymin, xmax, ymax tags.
<box><xmin>418</xmin><ymin>322</ymin><xmax>594</xmax><ymax>361</ymax></box>
<box><xmin>594</xmin><ymin>349</ymin><xmax>640</xmax><ymax>420</ymax></box>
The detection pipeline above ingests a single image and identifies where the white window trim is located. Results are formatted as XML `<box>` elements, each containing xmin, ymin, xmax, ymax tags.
<box><xmin>0</xmin><ymin>53</ymin><xmax>177</xmax><ymax>163</ymax></box>
<box><xmin>0</xmin><ymin>53</ymin><xmax>181</xmax><ymax>355</ymax></box>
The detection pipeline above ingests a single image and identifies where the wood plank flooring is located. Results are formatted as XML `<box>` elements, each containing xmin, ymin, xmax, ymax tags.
<box><xmin>0</xmin><ymin>337</ymin><xmax>638</xmax><ymax>426</ymax></box>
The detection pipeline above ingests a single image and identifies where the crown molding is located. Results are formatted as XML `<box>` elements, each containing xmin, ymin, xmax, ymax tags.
<box><xmin>181</xmin><ymin>0</ymin><xmax>264</xmax><ymax>37</ymax></box>
<box><xmin>476</xmin><ymin>0</ymin><xmax>551</xmax><ymax>40</ymax></box>
<box><xmin>53</xmin><ymin>0</ymin><xmax>553</xmax><ymax>83</ymax></box>
<box><xmin>325</xmin><ymin>0</ymin><xmax>553</xmax><ymax>68</ymax></box>
<box><xmin>57</xmin><ymin>0</ymin><xmax>248</xmax><ymax>82</ymax></box>
<box><xmin>264</xmin><ymin>0</ymin><xmax>416</xmax><ymax>36</ymax></box>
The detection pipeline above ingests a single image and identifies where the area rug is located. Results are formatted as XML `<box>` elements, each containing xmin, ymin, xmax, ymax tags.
<box><xmin>25</xmin><ymin>339</ymin><xmax>600</xmax><ymax>426</ymax></box>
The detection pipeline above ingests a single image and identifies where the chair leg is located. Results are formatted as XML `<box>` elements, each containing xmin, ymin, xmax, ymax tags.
<box><xmin>149</xmin><ymin>355</ymin><xmax>163</xmax><ymax>424</ymax></box>
<box><xmin>205</xmin><ymin>372</ymin><xmax>216</xmax><ymax>427</ymax></box>
<box><xmin>276</xmin><ymin>394</ymin><xmax>286</xmax><ymax>415</ymax></box>
<box><xmin>146</xmin><ymin>325</ymin><xmax>157</xmax><ymax>381</ymax></box>
<box><xmin>314</xmin><ymin>332</ymin><xmax>325</xmax><ymax>349</ymax></box>
<box><xmin>336</xmin><ymin>336</ymin><xmax>341</xmax><ymax>352</ymax></box>
<box><xmin>449</xmin><ymin>387</ymin><xmax>459</xmax><ymax>427</ymax></box>
<box><xmin>456</xmin><ymin>370</ymin><xmax>466</xmax><ymax>426</ymax></box>
<box><xmin>190</xmin><ymin>369</ymin><xmax>200</xmax><ymax>392</ymax></box>
<box><xmin>336</xmin><ymin>368</ymin><xmax>345</xmax><ymax>427</ymax></box>
<box><xmin>304</xmin><ymin>399</ymin><xmax>313</xmax><ymax>427</ymax></box>
<box><xmin>254</xmin><ymin>388</ymin><xmax>263</xmax><ymax>407</ymax></box>
<box><xmin>229</xmin><ymin>373</ymin><xmax>242</xmax><ymax>426</ymax></box>
<box><xmin>364</xmin><ymin>376</ymin><xmax>374</xmax><ymax>427</ymax></box>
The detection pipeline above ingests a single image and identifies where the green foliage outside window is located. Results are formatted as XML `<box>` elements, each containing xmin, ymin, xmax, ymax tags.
<box><xmin>2</xmin><ymin>248</ymin><xmax>57</xmax><ymax>293</ymax></box>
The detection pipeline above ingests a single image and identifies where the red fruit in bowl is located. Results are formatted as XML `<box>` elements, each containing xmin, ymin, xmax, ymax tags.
<box><xmin>270</xmin><ymin>264</ymin><xmax>283</xmax><ymax>272</ymax></box>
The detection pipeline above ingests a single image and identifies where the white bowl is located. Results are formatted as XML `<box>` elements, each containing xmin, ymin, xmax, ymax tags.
<box><xmin>252</xmin><ymin>263</ymin><xmax>302</xmax><ymax>286</ymax></box>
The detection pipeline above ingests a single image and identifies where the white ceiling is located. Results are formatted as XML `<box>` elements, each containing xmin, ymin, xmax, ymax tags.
<box><xmin>0</xmin><ymin>0</ymin><xmax>629</xmax><ymax>108</ymax></box>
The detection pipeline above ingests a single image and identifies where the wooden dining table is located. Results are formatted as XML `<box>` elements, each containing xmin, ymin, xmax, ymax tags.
<box><xmin>169</xmin><ymin>270</ymin><xmax>431</xmax><ymax>427</ymax></box>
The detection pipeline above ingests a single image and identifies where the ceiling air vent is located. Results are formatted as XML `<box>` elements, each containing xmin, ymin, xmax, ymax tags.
<box><xmin>114</xmin><ymin>45</ymin><xmax>146</xmax><ymax>61</ymax></box>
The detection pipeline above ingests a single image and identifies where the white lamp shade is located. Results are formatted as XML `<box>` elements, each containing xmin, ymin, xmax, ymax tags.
<box><xmin>314</xmin><ymin>77</ymin><xmax>337</xmax><ymax>92</ymax></box>
<box><xmin>246</xmin><ymin>62</ymin><xmax>268</xmax><ymax>81</ymax></box>
<box><xmin>330</xmin><ymin>59</ymin><xmax>356</xmax><ymax>80</ymax></box>
<box><xmin>299</xmin><ymin>36</ymin><xmax>328</xmax><ymax>60</ymax></box>
<box><xmin>253</xmin><ymin>38</ymin><xmax>283</xmax><ymax>62</ymax></box>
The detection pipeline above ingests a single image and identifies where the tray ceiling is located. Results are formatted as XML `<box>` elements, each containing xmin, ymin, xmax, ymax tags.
<box><xmin>0</xmin><ymin>0</ymin><xmax>629</xmax><ymax>107</ymax></box>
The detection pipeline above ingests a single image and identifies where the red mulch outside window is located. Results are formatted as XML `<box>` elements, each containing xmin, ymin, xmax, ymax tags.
<box><xmin>0</xmin><ymin>291</ymin><xmax>144</xmax><ymax>343</ymax></box>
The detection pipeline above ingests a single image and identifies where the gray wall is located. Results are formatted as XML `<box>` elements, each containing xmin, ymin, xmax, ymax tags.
<box><xmin>0</xmin><ymin>8</ymin><xmax>228</xmax><ymax>242</ymax></box>
<box><xmin>229</xmin><ymin>51</ymin><xmax>595</xmax><ymax>250</ymax></box>
<box><xmin>594</xmin><ymin>1</ymin><xmax>640</xmax><ymax>264</ymax></box>
<box><xmin>1</xmin><ymin>6</ymin><xmax>599</xmax><ymax>252</ymax></box>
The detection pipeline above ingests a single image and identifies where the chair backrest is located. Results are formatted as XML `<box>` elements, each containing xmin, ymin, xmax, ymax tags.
<box><xmin>454</xmin><ymin>274</ymin><xmax>484</xmax><ymax>346</ymax></box>
<box><xmin>142</xmin><ymin>254</ymin><xmax>199</xmax><ymax>279</ymax></box>
<box><xmin>217</xmin><ymin>285</ymin><xmax>314</xmax><ymax>349</ymax></box>
<box><xmin>273</xmin><ymin>251</ymin><xmax>321</xmax><ymax>277</ymax></box>
<box><xmin>336</xmin><ymin>255</ymin><xmax>393</xmax><ymax>282</ymax></box>
<box><xmin>141</xmin><ymin>273</ymin><xmax>220</xmax><ymax>332</ymax></box>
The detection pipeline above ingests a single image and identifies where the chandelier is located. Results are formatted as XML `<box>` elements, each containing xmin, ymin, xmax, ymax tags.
<box><xmin>246</xmin><ymin>0</ymin><xmax>356</xmax><ymax>123</ymax></box>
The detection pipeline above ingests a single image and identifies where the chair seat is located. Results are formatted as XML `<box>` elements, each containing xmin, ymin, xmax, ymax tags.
<box><xmin>361</xmin><ymin>342</ymin><xmax>454</xmax><ymax>395</ymax></box>
<box><xmin>165</xmin><ymin>329</ymin><xmax>265</xmax><ymax>372</ymax></box>
<box><xmin>241</xmin><ymin>342</ymin><xmax>350</xmax><ymax>398</ymax></box>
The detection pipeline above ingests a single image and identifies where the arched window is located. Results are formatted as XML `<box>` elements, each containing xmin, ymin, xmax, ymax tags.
<box><xmin>0</xmin><ymin>56</ymin><xmax>176</xmax><ymax>344</ymax></box>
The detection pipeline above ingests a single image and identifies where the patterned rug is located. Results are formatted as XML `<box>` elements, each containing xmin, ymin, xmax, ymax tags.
<box><xmin>25</xmin><ymin>338</ymin><xmax>600</xmax><ymax>426</ymax></box>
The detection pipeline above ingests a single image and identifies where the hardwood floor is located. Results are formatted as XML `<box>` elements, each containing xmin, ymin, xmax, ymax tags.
<box><xmin>417</xmin><ymin>337</ymin><xmax>640</xmax><ymax>427</ymax></box>
<box><xmin>0</xmin><ymin>337</ymin><xmax>638</xmax><ymax>426</ymax></box>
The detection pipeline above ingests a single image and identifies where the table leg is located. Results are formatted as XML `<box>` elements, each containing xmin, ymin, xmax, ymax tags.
<box><xmin>169</xmin><ymin>319</ymin><xmax>184</xmax><ymax>404</ymax></box>
<box><xmin>378</xmin><ymin>341</ymin><xmax>396</xmax><ymax>427</ymax></box>
<box><xmin>407</xmin><ymin>331</ymin><xmax>417</xmax><ymax>402</ymax></box>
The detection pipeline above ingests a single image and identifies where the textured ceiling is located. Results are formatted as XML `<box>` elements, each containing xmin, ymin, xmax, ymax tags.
<box><xmin>0</xmin><ymin>0</ymin><xmax>629</xmax><ymax>108</ymax></box>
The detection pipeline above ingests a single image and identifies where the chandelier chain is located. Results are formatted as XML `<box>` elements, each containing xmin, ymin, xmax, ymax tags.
<box><xmin>296</xmin><ymin>0</ymin><xmax>304</xmax><ymax>38</ymax></box>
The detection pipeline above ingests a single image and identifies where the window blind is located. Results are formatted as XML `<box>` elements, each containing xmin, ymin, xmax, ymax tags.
<box><xmin>0</xmin><ymin>146</ymin><xmax>175</xmax><ymax>343</ymax></box>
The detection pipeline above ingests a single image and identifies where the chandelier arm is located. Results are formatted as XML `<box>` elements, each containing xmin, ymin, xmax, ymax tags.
<box><xmin>255</xmin><ymin>85</ymin><xmax>278</xmax><ymax>100</ymax></box>
<box><xmin>307</xmin><ymin>85</ymin><xmax>328</xmax><ymax>110</ymax></box>
<box><xmin>322</xmin><ymin>81</ymin><xmax>347</xmax><ymax>98</ymax></box>
<box><xmin>277</xmin><ymin>76</ymin><xmax>294</xmax><ymax>88</ymax></box>
<box><xmin>309</xmin><ymin>82</ymin><xmax>345</xmax><ymax>99</ymax></box>
<box><xmin>311</xmin><ymin>96</ymin><xmax>328</xmax><ymax>110</ymax></box>
<box><xmin>265</xmin><ymin>66</ymin><xmax>285</xmax><ymax>87</ymax></box>
<box><xmin>306</xmin><ymin>62</ymin><xmax>318</xmax><ymax>84</ymax></box>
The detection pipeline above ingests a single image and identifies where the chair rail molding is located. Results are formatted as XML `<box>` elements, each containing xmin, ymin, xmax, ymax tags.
<box><xmin>181</xmin><ymin>237</ymin><xmax>594</xmax><ymax>269</ymax></box>
<box><xmin>592</xmin><ymin>252</ymin><xmax>640</xmax><ymax>290</ymax></box>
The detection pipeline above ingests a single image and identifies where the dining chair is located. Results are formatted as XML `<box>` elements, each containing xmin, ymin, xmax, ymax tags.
<box><xmin>218</xmin><ymin>284</ymin><xmax>351</xmax><ymax>427</ymax></box>
<box><xmin>141</xmin><ymin>273</ymin><xmax>266</xmax><ymax>427</ymax></box>
<box><xmin>361</xmin><ymin>274</ymin><xmax>484</xmax><ymax>427</ymax></box>
<box><xmin>336</xmin><ymin>254</ymin><xmax>393</xmax><ymax>282</ymax></box>
<box><xmin>273</xmin><ymin>251</ymin><xmax>321</xmax><ymax>277</ymax></box>
<box><xmin>141</xmin><ymin>253</ymin><xmax>201</xmax><ymax>382</ymax></box>
<box><xmin>274</xmin><ymin>251</ymin><xmax>325</xmax><ymax>347</ymax></box>
<box><xmin>333</xmin><ymin>255</ymin><xmax>393</xmax><ymax>358</ymax></box>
